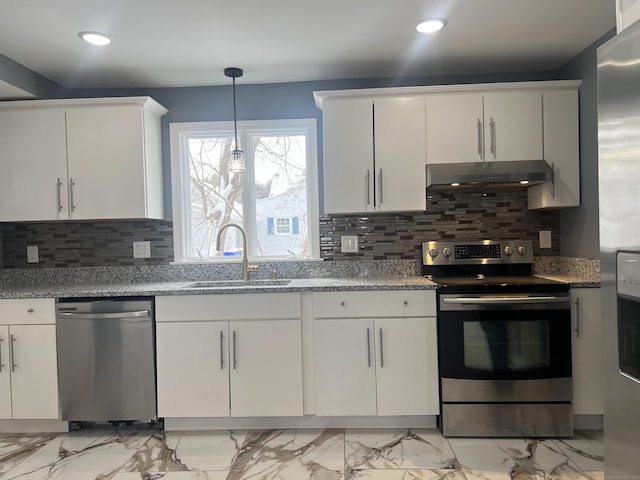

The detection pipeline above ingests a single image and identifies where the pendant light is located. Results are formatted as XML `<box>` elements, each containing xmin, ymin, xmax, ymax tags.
<box><xmin>224</xmin><ymin>67</ymin><xmax>246</xmax><ymax>173</ymax></box>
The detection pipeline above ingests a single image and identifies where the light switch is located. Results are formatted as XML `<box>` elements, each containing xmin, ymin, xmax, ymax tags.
<box><xmin>341</xmin><ymin>235</ymin><xmax>359</xmax><ymax>253</ymax></box>
<box><xmin>133</xmin><ymin>241</ymin><xmax>151</xmax><ymax>258</ymax></box>
<box><xmin>26</xmin><ymin>245</ymin><xmax>39</xmax><ymax>263</ymax></box>
<box><xmin>539</xmin><ymin>230</ymin><xmax>552</xmax><ymax>249</ymax></box>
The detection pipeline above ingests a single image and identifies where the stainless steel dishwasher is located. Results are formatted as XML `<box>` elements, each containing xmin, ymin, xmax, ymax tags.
<box><xmin>56</xmin><ymin>297</ymin><xmax>157</xmax><ymax>423</ymax></box>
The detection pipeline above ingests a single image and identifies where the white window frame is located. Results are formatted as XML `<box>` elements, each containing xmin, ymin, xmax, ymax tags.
<box><xmin>170</xmin><ymin>118</ymin><xmax>320</xmax><ymax>263</ymax></box>
<box><xmin>275</xmin><ymin>216</ymin><xmax>293</xmax><ymax>235</ymax></box>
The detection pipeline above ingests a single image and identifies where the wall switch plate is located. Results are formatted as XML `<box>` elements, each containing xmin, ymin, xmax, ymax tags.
<box><xmin>133</xmin><ymin>241</ymin><xmax>151</xmax><ymax>258</ymax></box>
<box><xmin>341</xmin><ymin>235</ymin><xmax>359</xmax><ymax>253</ymax></box>
<box><xmin>539</xmin><ymin>230</ymin><xmax>552</xmax><ymax>249</ymax></box>
<box><xmin>26</xmin><ymin>245</ymin><xmax>39</xmax><ymax>263</ymax></box>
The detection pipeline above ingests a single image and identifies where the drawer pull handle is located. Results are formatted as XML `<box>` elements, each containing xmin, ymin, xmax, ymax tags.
<box><xmin>403</xmin><ymin>301</ymin><xmax>408</xmax><ymax>306</ymax></box>
<box><xmin>10</xmin><ymin>335</ymin><xmax>16</xmax><ymax>372</ymax></box>
<box><xmin>341</xmin><ymin>301</ymin><xmax>345</xmax><ymax>306</ymax></box>
<box><xmin>379</xmin><ymin>328</ymin><xmax>384</xmax><ymax>368</ymax></box>
<box><xmin>27</xmin><ymin>308</ymin><xmax>34</xmax><ymax>313</ymax></box>
<box><xmin>0</xmin><ymin>337</ymin><xmax>4</xmax><ymax>372</ymax></box>
<box><xmin>366</xmin><ymin>328</ymin><xmax>371</xmax><ymax>367</ymax></box>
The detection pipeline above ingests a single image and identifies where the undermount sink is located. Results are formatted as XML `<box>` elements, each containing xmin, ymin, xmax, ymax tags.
<box><xmin>181</xmin><ymin>279</ymin><xmax>292</xmax><ymax>289</ymax></box>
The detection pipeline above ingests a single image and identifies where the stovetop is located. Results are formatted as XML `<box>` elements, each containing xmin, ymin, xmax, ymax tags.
<box><xmin>425</xmin><ymin>274</ymin><xmax>570</xmax><ymax>294</ymax></box>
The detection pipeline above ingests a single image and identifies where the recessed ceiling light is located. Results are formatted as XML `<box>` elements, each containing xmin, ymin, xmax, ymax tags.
<box><xmin>416</xmin><ymin>18</ymin><xmax>447</xmax><ymax>34</ymax></box>
<box><xmin>78</xmin><ymin>31</ymin><xmax>112</xmax><ymax>46</ymax></box>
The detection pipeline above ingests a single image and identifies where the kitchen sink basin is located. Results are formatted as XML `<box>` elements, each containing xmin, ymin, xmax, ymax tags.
<box><xmin>181</xmin><ymin>279</ymin><xmax>292</xmax><ymax>289</ymax></box>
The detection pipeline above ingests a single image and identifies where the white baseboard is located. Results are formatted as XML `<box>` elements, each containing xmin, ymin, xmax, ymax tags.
<box><xmin>0</xmin><ymin>420</ymin><xmax>68</xmax><ymax>433</ymax></box>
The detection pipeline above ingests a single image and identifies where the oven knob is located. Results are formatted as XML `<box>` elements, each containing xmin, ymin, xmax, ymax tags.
<box><xmin>517</xmin><ymin>245</ymin><xmax>528</xmax><ymax>256</ymax></box>
<box><xmin>428</xmin><ymin>248</ymin><xmax>438</xmax><ymax>258</ymax></box>
<box><xmin>504</xmin><ymin>246</ymin><xmax>513</xmax><ymax>256</ymax></box>
<box><xmin>442</xmin><ymin>247</ymin><xmax>452</xmax><ymax>258</ymax></box>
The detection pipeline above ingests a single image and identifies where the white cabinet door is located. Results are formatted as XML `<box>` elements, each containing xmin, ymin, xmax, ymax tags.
<box><xmin>230</xmin><ymin>320</ymin><xmax>303</xmax><ymax>417</ymax></box>
<box><xmin>483</xmin><ymin>91</ymin><xmax>543</xmax><ymax>162</ymax></box>
<box><xmin>322</xmin><ymin>97</ymin><xmax>374</xmax><ymax>214</ymax></box>
<box><xmin>571</xmin><ymin>289</ymin><xmax>603</xmax><ymax>415</ymax></box>
<box><xmin>65</xmin><ymin>105</ymin><xmax>149</xmax><ymax>220</ymax></box>
<box><xmin>314</xmin><ymin>319</ymin><xmax>377</xmax><ymax>416</ymax></box>
<box><xmin>374</xmin><ymin>97</ymin><xmax>427</xmax><ymax>212</ymax></box>
<box><xmin>375</xmin><ymin>318</ymin><xmax>439</xmax><ymax>416</ymax></box>
<box><xmin>9</xmin><ymin>325</ymin><xmax>59</xmax><ymax>419</ymax></box>
<box><xmin>0</xmin><ymin>108</ymin><xmax>69</xmax><ymax>221</ymax></box>
<box><xmin>156</xmin><ymin>322</ymin><xmax>230</xmax><ymax>417</ymax></box>
<box><xmin>426</xmin><ymin>94</ymin><xmax>484</xmax><ymax>164</ymax></box>
<box><xmin>527</xmin><ymin>90</ymin><xmax>580</xmax><ymax>209</ymax></box>
<box><xmin>0</xmin><ymin>327</ymin><xmax>12</xmax><ymax>419</ymax></box>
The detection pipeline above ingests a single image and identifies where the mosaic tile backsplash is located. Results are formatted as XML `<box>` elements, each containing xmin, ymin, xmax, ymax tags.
<box><xmin>1</xmin><ymin>189</ymin><xmax>559</xmax><ymax>269</ymax></box>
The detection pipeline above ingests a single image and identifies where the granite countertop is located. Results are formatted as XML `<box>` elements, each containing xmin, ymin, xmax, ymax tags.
<box><xmin>535</xmin><ymin>274</ymin><xmax>600</xmax><ymax>288</ymax></box>
<box><xmin>0</xmin><ymin>276</ymin><xmax>439</xmax><ymax>299</ymax></box>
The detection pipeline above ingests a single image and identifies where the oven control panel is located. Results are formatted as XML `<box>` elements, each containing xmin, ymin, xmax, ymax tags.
<box><xmin>422</xmin><ymin>240</ymin><xmax>534</xmax><ymax>265</ymax></box>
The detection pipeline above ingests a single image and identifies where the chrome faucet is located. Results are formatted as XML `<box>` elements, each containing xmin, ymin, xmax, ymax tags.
<box><xmin>216</xmin><ymin>223</ymin><xmax>258</xmax><ymax>281</ymax></box>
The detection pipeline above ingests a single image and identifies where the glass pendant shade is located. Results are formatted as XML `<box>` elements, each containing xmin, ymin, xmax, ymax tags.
<box><xmin>228</xmin><ymin>148</ymin><xmax>246</xmax><ymax>172</ymax></box>
<box><xmin>224</xmin><ymin>66</ymin><xmax>246</xmax><ymax>173</ymax></box>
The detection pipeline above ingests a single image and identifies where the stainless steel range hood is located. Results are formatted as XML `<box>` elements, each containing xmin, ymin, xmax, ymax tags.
<box><xmin>426</xmin><ymin>160</ymin><xmax>554</xmax><ymax>192</ymax></box>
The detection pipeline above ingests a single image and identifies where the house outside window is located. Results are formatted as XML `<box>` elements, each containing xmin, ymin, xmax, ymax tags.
<box><xmin>170</xmin><ymin>119</ymin><xmax>319</xmax><ymax>262</ymax></box>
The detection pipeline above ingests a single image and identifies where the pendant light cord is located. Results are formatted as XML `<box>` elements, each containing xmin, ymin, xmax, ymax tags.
<box><xmin>232</xmin><ymin>75</ymin><xmax>239</xmax><ymax>151</ymax></box>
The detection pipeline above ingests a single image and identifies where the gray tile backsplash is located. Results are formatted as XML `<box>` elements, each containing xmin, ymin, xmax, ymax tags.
<box><xmin>0</xmin><ymin>189</ymin><xmax>559</xmax><ymax>269</ymax></box>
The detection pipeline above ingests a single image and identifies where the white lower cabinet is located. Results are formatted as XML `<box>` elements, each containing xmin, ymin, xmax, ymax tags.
<box><xmin>155</xmin><ymin>294</ymin><xmax>303</xmax><ymax>418</ymax></box>
<box><xmin>571</xmin><ymin>288</ymin><xmax>603</xmax><ymax>415</ymax></box>
<box><xmin>312</xmin><ymin>291</ymin><xmax>439</xmax><ymax>416</ymax></box>
<box><xmin>0</xmin><ymin>299</ymin><xmax>59</xmax><ymax>420</ymax></box>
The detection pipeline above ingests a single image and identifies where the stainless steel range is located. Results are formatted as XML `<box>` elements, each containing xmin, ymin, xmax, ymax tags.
<box><xmin>423</xmin><ymin>240</ymin><xmax>572</xmax><ymax>437</ymax></box>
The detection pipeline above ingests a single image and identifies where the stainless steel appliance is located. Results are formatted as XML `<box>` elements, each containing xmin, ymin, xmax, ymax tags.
<box><xmin>56</xmin><ymin>297</ymin><xmax>157</xmax><ymax>423</ymax></box>
<box><xmin>598</xmin><ymin>21</ymin><xmax>640</xmax><ymax>475</ymax></box>
<box><xmin>423</xmin><ymin>240</ymin><xmax>572</xmax><ymax>437</ymax></box>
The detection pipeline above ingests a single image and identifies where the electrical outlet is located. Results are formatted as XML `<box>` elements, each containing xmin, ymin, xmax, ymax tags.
<box><xmin>539</xmin><ymin>230</ymin><xmax>552</xmax><ymax>249</ymax></box>
<box><xmin>341</xmin><ymin>235</ymin><xmax>359</xmax><ymax>253</ymax></box>
<box><xmin>133</xmin><ymin>241</ymin><xmax>151</xmax><ymax>258</ymax></box>
<box><xmin>26</xmin><ymin>245</ymin><xmax>39</xmax><ymax>263</ymax></box>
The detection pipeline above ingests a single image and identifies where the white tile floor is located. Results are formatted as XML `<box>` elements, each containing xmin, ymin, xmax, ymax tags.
<box><xmin>0</xmin><ymin>428</ymin><xmax>603</xmax><ymax>480</ymax></box>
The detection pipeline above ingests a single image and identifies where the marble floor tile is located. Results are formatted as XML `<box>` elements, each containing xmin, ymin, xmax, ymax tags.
<box><xmin>226</xmin><ymin>429</ymin><xmax>345</xmax><ymax>480</ymax></box>
<box><xmin>112</xmin><ymin>472</ymin><xmax>229</xmax><ymax>480</ymax></box>
<box><xmin>0</xmin><ymin>430</ymin><xmax>152</xmax><ymax>480</ymax></box>
<box><xmin>0</xmin><ymin>433</ymin><xmax>58</xmax><ymax>476</ymax></box>
<box><xmin>345</xmin><ymin>429</ymin><xmax>458</xmax><ymax>471</ymax></box>
<box><xmin>551</xmin><ymin>431</ymin><xmax>604</xmax><ymax>473</ymax></box>
<box><xmin>347</xmin><ymin>469</ymin><xmax>467</xmax><ymax>479</ymax></box>
<box><xmin>449</xmin><ymin>437</ymin><xmax>602</xmax><ymax>480</ymax></box>
<box><xmin>119</xmin><ymin>430</ymin><xmax>248</xmax><ymax>473</ymax></box>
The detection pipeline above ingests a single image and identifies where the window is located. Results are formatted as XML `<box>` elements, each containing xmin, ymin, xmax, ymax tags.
<box><xmin>170</xmin><ymin>119</ymin><xmax>319</xmax><ymax>262</ymax></box>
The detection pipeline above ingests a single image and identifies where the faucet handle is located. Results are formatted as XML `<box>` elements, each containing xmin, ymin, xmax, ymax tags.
<box><xmin>247</xmin><ymin>264</ymin><xmax>259</xmax><ymax>272</ymax></box>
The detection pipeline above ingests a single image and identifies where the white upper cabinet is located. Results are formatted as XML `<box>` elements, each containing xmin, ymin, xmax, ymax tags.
<box><xmin>426</xmin><ymin>91</ymin><xmax>543</xmax><ymax>164</ymax></box>
<box><xmin>0</xmin><ymin>97</ymin><xmax>167</xmax><ymax>222</ymax></box>
<box><xmin>426</xmin><ymin>94</ymin><xmax>484</xmax><ymax>164</ymax></box>
<box><xmin>0</xmin><ymin>108</ymin><xmax>68</xmax><ymax>221</ymax></box>
<box><xmin>527</xmin><ymin>90</ymin><xmax>580</xmax><ymax>209</ymax></box>
<box><xmin>318</xmin><ymin>94</ymin><xmax>426</xmax><ymax>214</ymax></box>
<box><xmin>483</xmin><ymin>91</ymin><xmax>543</xmax><ymax>162</ymax></box>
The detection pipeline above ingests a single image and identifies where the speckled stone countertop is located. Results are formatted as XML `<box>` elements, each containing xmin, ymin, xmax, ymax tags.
<box><xmin>0</xmin><ymin>276</ymin><xmax>438</xmax><ymax>299</ymax></box>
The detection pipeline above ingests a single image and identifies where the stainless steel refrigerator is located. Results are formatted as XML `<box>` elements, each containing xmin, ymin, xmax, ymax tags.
<box><xmin>598</xmin><ymin>20</ymin><xmax>640</xmax><ymax>477</ymax></box>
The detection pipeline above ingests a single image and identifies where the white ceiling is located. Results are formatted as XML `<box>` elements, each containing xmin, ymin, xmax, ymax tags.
<box><xmin>0</xmin><ymin>0</ymin><xmax>616</xmax><ymax>93</ymax></box>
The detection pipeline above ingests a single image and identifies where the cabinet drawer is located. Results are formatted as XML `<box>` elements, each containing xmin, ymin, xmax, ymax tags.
<box><xmin>0</xmin><ymin>298</ymin><xmax>55</xmax><ymax>325</ymax></box>
<box><xmin>156</xmin><ymin>293</ymin><xmax>301</xmax><ymax>322</ymax></box>
<box><xmin>312</xmin><ymin>291</ymin><xmax>435</xmax><ymax>318</ymax></box>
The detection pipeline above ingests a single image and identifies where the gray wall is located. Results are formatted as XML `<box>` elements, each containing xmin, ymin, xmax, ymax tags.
<box><xmin>555</xmin><ymin>29</ymin><xmax>616</xmax><ymax>259</ymax></box>
<box><xmin>0</xmin><ymin>53</ymin><xmax>66</xmax><ymax>99</ymax></box>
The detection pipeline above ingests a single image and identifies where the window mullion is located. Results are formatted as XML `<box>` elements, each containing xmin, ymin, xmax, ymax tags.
<box><xmin>241</xmin><ymin>129</ymin><xmax>257</xmax><ymax>260</ymax></box>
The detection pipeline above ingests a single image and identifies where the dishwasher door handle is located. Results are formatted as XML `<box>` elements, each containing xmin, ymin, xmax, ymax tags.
<box><xmin>58</xmin><ymin>311</ymin><xmax>150</xmax><ymax>320</ymax></box>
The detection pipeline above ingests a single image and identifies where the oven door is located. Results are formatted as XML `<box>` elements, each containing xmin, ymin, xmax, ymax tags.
<box><xmin>438</xmin><ymin>292</ymin><xmax>572</xmax><ymax>402</ymax></box>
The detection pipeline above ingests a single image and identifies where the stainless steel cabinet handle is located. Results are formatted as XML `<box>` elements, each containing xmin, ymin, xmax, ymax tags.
<box><xmin>489</xmin><ymin>118</ymin><xmax>496</xmax><ymax>158</ymax></box>
<box><xmin>10</xmin><ymin>335</ymin><xmax>16</xmax><ymax>372</ymax></box>
<box><xmin>59</xmin><ymin>311</ymin><xmax>149</xmax><ymax>319</ymax></box>
<box><xmin>56</xmin><ymin>178</ymin><xmax>63</xmax><ymax>213</ymax></box>
<box><xmin>0</xmin><ymin>337</ymin><xmax>4</xmax><ymax>372</ymax></box>
<box><xmin>233</xmin><ymin>330</ymin><xmax>237</xmax><ymax>370</ymax></box>
<box><xmin>379</xmin><ymin>328</ymin><xmax>384</xmax><ymax>368</ymax></box>
<box><xmin>220</xmin><ymin>331</ymin><xmax>225</xmax><ymax>369</ymax></box>
<box><xmin>365</xmin><ymin>170</ymin><xmax>371</xmax><ymax>205</ymax></box>
<box><xmin>378</xmin><ymin>168</ymin><xmax>383</xmax><ymax>205</ymax></box>
<box><xmin>477</xmin><ymin>119</ymin><xmax>483</xmax><ymax>157</ymax></box>
<box><xmin>574</xmin><ymin>297</ymin><xmax>581</xmax><ymax>338</ymax></box>
<box><xmin>69</xmin><ymin>177</ymin><xmax>76</xmax><ymax>212</ymax></box>
<box><xmin>366</xmin><ymin>327</ymin><xmax>371</xmax><ymax>367</ymax></box>
<box><xmin>443</xmin><ymin>296</ymin><xmax>567</xmax><ymax>305</ymax></box>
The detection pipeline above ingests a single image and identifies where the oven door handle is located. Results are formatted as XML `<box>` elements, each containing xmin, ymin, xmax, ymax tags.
<box><xmin>442</xmin><ymin>296</ymin><xmax>568</xmax><ymax>305</ymax></box>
